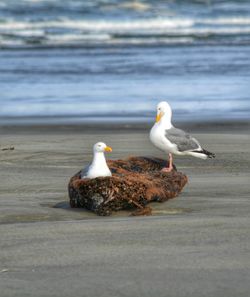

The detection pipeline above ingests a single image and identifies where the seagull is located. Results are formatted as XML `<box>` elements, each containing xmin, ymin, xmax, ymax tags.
<box><xmin>150</xmin><ymin>101</ymin><xmax>215</xmax><ymax>172</ymax></box>
<box><xmin>81</xmin><ymin>142</ymin><xmax>113</xmax><ymax>179</ymax></box>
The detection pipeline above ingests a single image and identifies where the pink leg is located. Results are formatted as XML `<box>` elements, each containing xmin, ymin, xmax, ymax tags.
<box><xmin>161</xmin><ymin>153</ymin><xmax>173</xmax><ymax>173</ymax></box>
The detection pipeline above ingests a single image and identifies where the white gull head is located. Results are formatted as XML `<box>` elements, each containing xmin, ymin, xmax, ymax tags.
<box><xmin>155</xmin><ymin>101</ymin><xmax>173</xmax><ymax>128</ymax></box>
<box><xmin>156</xmin><ymin>101</ymin><xmax>172</xmax><ymax>122</ymax></box>
<box><xmin>81</xmin><ymin>142</ymin><xmax>112</xmax><ymax>179</ymax></box>
<box><xmin>93</xmin><ymin>142</ymin><xmax>112</xmax><ymax>153</ymax></box>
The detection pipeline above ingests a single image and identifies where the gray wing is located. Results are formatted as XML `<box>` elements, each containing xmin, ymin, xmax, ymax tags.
<box><xmin>80</xmin><ymin>164</ymin><xmax>90</xmax><ymax>178</ymax></box>
<box><xmin>165</xmin><ymin>127</ymin><xmax>200</xmax><ymax>152</ymax></box>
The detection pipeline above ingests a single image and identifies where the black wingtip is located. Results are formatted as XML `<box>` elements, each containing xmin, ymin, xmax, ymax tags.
<box><xmin>202</xmin><ymin>149</ymin><xmax>216</xmax><ymax>158</ymax></box>
<box><xmin>192</xmin><ymin>149</ymin><xmax>215</xmax><ymax>158</ymax></box>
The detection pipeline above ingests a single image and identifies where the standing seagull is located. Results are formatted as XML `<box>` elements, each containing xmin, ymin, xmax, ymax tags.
<box><xmin>150</xmin><ymin>101</ymin><xmax>215</xmax><ymax>172</ymax></box>
<box><xmin>81</xmin><ymin>142</ymin><xmax>112</xmax><ymax>179</ymax></box>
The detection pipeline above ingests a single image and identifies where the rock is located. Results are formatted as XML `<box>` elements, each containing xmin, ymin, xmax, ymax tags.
<box><xmin>68</xmin><ymin>156</ymin><xmax>188</xmax><ymax>216</ymax></box>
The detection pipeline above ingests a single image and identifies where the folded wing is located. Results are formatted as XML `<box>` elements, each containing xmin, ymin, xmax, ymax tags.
<box><xmin>165</xmin><ymin>127</ymin><xmax>201</xmax><ymax>152</ymax></box>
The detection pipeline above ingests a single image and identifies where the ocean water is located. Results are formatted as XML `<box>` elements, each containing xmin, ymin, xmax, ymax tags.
<box><xmin>0</xmin><ymin>0</ymin><xmax>250</xmax><ymax>124</ymax></box>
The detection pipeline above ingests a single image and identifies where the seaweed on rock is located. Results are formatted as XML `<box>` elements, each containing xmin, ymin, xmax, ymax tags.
<box><xmin>68</xmin><ymin>156</ymin><xmax>188</xmax><ymax>216</ymax></box>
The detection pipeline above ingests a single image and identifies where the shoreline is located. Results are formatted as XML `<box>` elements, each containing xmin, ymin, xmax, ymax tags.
<box><xmin>0</xmin><ymin>119</ymin><xmax>249</xmax><ymax>135</ymax></box>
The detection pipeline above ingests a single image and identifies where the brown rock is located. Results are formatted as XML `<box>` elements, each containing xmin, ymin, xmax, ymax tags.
<box><xmin>68</xmin><ymin>156</ymin><xmax>188</xmax><ymax>216</ymax></box>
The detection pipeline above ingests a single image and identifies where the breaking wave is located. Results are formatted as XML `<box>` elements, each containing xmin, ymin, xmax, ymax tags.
<box><xmin>1</xmin><ymin>17</ymin><xmax>250</xmax><ymax>48</ymax></box>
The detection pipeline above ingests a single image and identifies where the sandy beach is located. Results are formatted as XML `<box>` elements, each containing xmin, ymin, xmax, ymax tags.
<box><xmin>1</xmin><ymin>0</ymin><xmax>250</xmax><ymax>295</ymax></box>
<box><xmin>0</xmin><ymin>122</ymin><xmax>249</xmax><ymax>296</ymax></box>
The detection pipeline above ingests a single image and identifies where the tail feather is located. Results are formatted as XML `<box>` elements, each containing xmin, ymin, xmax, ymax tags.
<box><xmin>193</xmin><ymin>149</ymin><xmax>215</xmax><ymax>158</ymax></box>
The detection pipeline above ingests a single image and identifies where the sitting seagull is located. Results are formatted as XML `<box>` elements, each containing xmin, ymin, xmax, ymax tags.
<box><xmin>81</xmin><ymin>142</ymin><xmax>112</xmax><ymax>179</ymax></box>
<box><xmin>150</xmin><ymin>101</ymin><xmax>215</xmax><ymax>172</ymax></box>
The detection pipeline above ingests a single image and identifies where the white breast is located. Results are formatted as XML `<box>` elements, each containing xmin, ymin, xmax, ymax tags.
<box><xmin>86</xmin><ymin>164</ymin><xmax>112</xmax><ymax>179</ymax></box>
<box><xmin>82</xmin><ymin>151</ymin><xmax>112</xmax><ymax>179</ymax></box>
<box><xmin>150</xmin><ymin>123</ymin><xmax>176</xmax><ymax>153</ymax></box>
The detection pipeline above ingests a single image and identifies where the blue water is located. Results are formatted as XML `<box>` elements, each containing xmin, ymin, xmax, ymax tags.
<box><xmin>0</xmin><ymin>0</ymin><xmax>250</xmax><ymax>124</ymax></box>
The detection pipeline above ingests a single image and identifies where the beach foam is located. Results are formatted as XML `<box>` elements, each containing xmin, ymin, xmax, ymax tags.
<box><xmin>1</xmin><ymin>16</ymin><xmax>250</xmax><ymax>48</ymax></box>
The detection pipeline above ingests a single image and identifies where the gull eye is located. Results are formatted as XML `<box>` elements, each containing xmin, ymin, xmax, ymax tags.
<box><xmin>98</xmin><ymin>144</ymin><xmax>101</xmax><ymax>147</ymax></box>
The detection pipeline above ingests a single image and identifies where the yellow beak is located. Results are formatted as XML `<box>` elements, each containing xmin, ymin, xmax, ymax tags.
<box><xmin>105</xmin><ymin>146</ymin><xmax>112</xmax><ymax>152</ymax></box>
<box><xmin>156</xmin><ymin>112</ymin><xmax>163</xmax><ymax>123</ymax></box>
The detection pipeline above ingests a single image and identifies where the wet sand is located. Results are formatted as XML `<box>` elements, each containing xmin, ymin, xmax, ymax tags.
<box><xmin>0</xmin><ymin>122</ymin><xmax>250</xmax><ymax>297</ymax></box>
